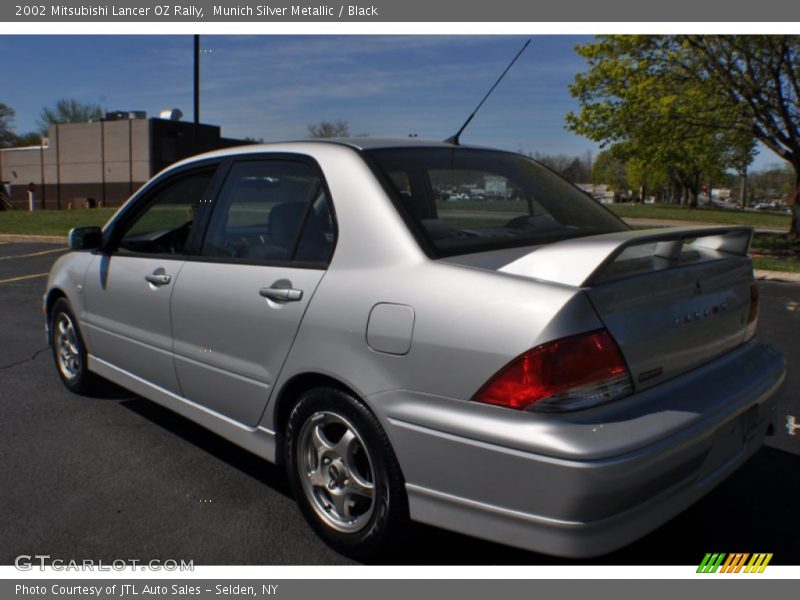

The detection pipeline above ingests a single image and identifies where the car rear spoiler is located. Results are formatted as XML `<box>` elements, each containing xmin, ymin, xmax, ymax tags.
<box><xmin>498</xmin><ymin>226</ymin><xmax>753</xmax><ymax>287</ymax></box>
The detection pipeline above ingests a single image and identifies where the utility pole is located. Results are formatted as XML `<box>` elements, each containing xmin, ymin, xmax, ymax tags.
<box><xmin>193</xmin><ymin>34</ymin><xmax>200</xmax><ymax>146</ymax></box>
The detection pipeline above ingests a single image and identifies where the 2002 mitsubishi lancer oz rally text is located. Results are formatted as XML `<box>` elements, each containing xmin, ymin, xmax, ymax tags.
<box><xmin>45</xmin><ymin>138</ymin><xmax>786</xmax><ymax>558</ymax></box>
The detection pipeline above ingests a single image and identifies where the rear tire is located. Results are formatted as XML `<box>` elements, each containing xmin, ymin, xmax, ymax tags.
<box><xmin>50</xmin><ymin>298</ymin><xmax>99</xmax><ymax>394</ymax></box>
<box><xmin>285</xmin><ymin>387</ymin><xmax>409</xmax><ymax>559</ymax></box>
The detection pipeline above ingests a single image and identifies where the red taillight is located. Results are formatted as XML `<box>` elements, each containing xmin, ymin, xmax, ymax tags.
<box><xmin>472</xmin><ymin>329</ymin><xmax>632</xmax><ymax>412</ymax></box>
<box><xmin>746</xmin><ymin>283</ymin><xmax>759</xmax><ymax>340</ymax></box>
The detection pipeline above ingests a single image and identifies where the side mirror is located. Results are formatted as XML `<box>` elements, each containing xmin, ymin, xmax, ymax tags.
<box><xmin>68</xmin><ymin>226</ymin><xmax>103</xmax><ymax>251</ymax></box>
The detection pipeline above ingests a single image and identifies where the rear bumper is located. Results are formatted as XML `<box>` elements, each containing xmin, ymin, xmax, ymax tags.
<box><xmin>373</xmin><ymin>340</ymin><xmax>785</xmax><ymax>558</ymax></box>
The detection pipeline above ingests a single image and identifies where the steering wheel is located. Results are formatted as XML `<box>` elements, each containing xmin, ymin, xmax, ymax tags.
<box><xmin>168</xmin><ymin>221</ymin><xmax>194</xmax><ymax>254</ymax></box>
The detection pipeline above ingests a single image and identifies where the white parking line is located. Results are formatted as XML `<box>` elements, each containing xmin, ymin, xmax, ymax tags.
<box><xmin>0</xmin><ymin>247</ymin><xmax>67</xmax><ymax>260</ymax></box>
<box><xmin>0</xmin><ymin>272</ymin><xmax>49</xmax><ymax>284</ymax></box>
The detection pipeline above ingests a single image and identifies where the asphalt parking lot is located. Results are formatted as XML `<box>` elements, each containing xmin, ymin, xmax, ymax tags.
<box><xmin>1</xmin><ymin>241</ymin><xmax>799</xmax><ymax>565</ymax></box>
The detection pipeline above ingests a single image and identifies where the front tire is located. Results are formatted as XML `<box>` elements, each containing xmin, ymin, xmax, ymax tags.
<box><xmin>285</xmin><ymin>387</ymin><xmax>408</xmax><ymax>559</ymax></box>
<box><xmin>50</xmin><ymin>298</ymin><xmax>98</xmax><ymax>394</ymax></box>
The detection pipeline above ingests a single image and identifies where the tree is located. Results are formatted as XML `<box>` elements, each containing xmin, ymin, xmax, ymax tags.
<box><xmin>0</xmin><ymin>102</ymin><xmax>16</xmax><ymax>148</ymax></box>
<box><xmin>566</xmin><ymin>36</ymin><xmax>756</xmax><ymax>209</ymax></box>
<box><xmin>529</xmin><ymin>152</ymin><xmax>592</xmax><ymax>183</ymax></box>
<box><xmin>13</xmin><ymin>132</ymin><xmax>43</xmax><ymax>147</ymax></box>
<box><xmin>746</xmin><ymin>165</ymin><xmax>795</xmax><ymax>205</ymax></box>
<box><xmin>592</xmin><ymin>149</ymin><xmax>628</xmax><ymax>199</ymax></box>
<box><xmin>679</xmin><ymin>36</ymin><xmax>800</xmax><ymax>236</ymax></box>
<box><xmin>0</xmin><ymin>103</ymin><xmax>41</xmax><ymax>148</ymax></box>
<box><xmin>307</xmin><ymin>119</ymin><xmax>351</xmax><ymax>138</ymax></box>
<box><xmin>37</xmin><ymin>98</ymin><xmax>103</xmax><ymax>134</ymax></box>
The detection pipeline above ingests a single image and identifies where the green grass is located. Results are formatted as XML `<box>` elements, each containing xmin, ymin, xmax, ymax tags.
<box><xmin>751</xmin><ymin>233</ymin><xmax>800</xmax><ymax>272</ymax></box>
<box><xmin>0</xmin><ymin>208</ymin><xmax>117</xmax><ymax>236</ymax></box>
<box><xmin>2</xmin><ymin>205</ymin><xmax>798</xmax><ymax>273</ymax></box>
<box><xmin>2</xmin><ymin>202</ymin><xmax>792</xmax><ymax>236</ymax></box>
<box><xmin>436</xmin><ymin>200</ymin><xmax>530</xmax><ymax>212</ymax></box>
<box><xmin>608</xmin><ymin>203</ymin><xmax>790</xmax><ymax>229</ymax></box>
<box><xmin>752</xmin><ymin>232</ymin><xmax>799</xmax><ymax>254</ymax></box>
<box><xmin>436</xmin><ymin>200</ymin><xmax>791</xmax><ymax>229</ymax></box>
<box><xmin>752</xmin><ymin>257</ymin><xmax>800</xmax><ymax>272</ymax></box>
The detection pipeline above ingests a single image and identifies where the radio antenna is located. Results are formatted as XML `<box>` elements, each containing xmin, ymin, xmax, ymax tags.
<box><xmin>445</xmin><ymin>38</ymin><xmax>531</xmax><ymax>146</ymax></box>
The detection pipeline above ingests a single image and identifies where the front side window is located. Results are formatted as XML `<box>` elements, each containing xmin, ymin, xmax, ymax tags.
<box><xmin>366</xmin><ymin>148</ymin><xmax>628</xmax><ymax>257</ymax></box>
<box><xmin>201</xmin><ymin>160</ymin><xmax>334</xmax><ymax>264</ymax></box>
<box><xmin>117</xmin><ymin>168</ymin><xmax>216</xmax><ymax>255</ymax></box>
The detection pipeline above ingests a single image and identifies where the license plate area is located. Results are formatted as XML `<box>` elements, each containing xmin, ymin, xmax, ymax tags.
<box><xmin>698</xmin><ymin>410</ymin><xmax>756</xmax><ymax>482</ymax></box>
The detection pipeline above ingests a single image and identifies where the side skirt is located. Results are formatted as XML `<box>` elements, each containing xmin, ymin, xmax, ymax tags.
<box><xmin>88</xmin><ymin>354</ymin><xmax>278</xmax><ymax>463</ymax></box>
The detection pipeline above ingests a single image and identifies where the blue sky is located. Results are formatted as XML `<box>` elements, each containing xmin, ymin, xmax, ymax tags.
<box><xmin>0</xmin><ymin>35</ymin><xmax>781</xmax><ymax>170</ymax></box>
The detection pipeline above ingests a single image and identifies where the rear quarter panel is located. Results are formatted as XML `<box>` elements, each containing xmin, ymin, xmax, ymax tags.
<box><xmin>257</xmin><ymin>144</ymin><xmax>605</xmax><ymax>430</ymax></box>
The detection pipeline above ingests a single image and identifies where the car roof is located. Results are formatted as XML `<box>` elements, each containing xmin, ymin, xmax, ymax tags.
<box><xmin>303</xmin><ymin>137</ymin><xmax>486</xmax><ymax>150</ymax></box>
<box><xmin>162</xmin><ymin>137</ymin><xmax>506</xmax><ymax>175</ymax></box>
<box><xmin>238</xmin><ymin>137</ymin><xmax>497</xmax><ymax>151</ymax></box>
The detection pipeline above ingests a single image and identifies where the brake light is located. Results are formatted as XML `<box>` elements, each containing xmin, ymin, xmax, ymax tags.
<box><xmin>745</xmin><ymin>283</ymin><xmax>759</xmax><ymax>340</ymax></box>
<box><xmin>472</xmin><ymin>329</ymin><xmax>633</xmax><ymax>412</ymax></box>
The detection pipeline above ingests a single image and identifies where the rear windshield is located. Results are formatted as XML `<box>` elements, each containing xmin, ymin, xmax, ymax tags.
<box><xmin>364</xmin><ymin>147</ymin><xmax>629</xmax><ymax>257</ymax></box>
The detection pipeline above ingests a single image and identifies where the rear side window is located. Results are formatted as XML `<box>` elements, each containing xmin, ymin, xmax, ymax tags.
<box><xmin>366</xmin><ymin>148</ymin><xmax>628</xmax><ymax>257</ymax></box>
<box><xmin>201</xmin><ymin>160</ymin><xmax>335</xmax><ymax>264</ymax></box>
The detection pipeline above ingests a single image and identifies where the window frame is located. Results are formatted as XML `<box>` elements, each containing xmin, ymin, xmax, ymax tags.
<box><xmin>102</xmin><ymin>158</ymin><xmax>225</xmax><ymax>259</ymax></box>
<box><xmin>192</xmin><ymin>153</ymin><xmax>339</xmax><ymax>270</ymax></box>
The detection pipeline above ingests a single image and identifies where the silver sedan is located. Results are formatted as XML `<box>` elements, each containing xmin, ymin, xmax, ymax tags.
<box><xmin>45</xmin><ymin>139</ymin><xmax>786</xmax><ymax>558</ymax></box>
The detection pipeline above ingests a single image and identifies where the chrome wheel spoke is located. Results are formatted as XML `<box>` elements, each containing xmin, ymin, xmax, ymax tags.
<box><xmin>307</xmin><ymin>466</ymin><xmax>327</xmax><ymax>489</ymax></box>
<box><xmin>332</xmin><ymin>429</ymin><xmax>357</xmax><ymax>461</ymax></box>
<box><xmin>311</xmin><ymin>423</ymin><xmax>334</xmax><ymax>453</ymax></box>
<box><xmin>310</xmin><ymin>422</ymin><xmax>335</xmax><ymax>468</ymax></box>
<box><xmin>330</xmin><ymin>489</ymin><xmax>353</xmax><ymax>521</ymax></box>
<box><xmin>345</xmin><ymin>470</ymin><xmax>374</xmax><ymax>498</ymax></box>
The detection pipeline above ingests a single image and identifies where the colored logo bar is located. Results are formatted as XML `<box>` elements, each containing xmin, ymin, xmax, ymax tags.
<box><xmin>697</xmin><ymin>553</ymin><xmax>773</xmax><ymax>573</ymax></box>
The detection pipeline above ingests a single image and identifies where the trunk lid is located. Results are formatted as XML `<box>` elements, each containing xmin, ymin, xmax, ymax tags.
<box><xmin>449</xmin><ymin>226</ymin><xmax>756</xmax><ymax>391</ymax></box>
<box><xmin>581</xmin><ymin>251</ymin><xmax>753</xmax><ymax>390</ymax></box>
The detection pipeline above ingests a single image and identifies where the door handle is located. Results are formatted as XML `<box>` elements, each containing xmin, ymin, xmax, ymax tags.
<box><xmin>145</xmin><ymin>272</ymin><xmax>172</xmax><ymax>286</ymax></box>
<box><xmin>259</xmin><ymin>286</ymin><xmax>303</xmax><ymax>302</ymax></box>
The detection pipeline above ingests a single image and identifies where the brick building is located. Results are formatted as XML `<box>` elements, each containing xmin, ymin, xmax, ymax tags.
<box><xmin>0</xmin><ymin>112</ymin><xmax>245</xmax><ymax>210</ymax></box>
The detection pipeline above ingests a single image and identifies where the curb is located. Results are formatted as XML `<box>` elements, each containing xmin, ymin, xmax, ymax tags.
<box><xmin>0</xmin><ymin>234</ymin><xmax>67</xmax><ymax>244</ymax></box>
<box><xmin>622</xmin><ymin>217</ymin><xmax>788</xmax><ymax>235</ymax></box>
<box><xmin>755</xmin><ymin>269</ymin><xmax>800</xmax><ymax>283</ymax></box>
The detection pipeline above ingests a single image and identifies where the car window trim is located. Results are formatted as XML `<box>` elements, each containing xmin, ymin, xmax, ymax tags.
<box><xmin>101</xmin><ymin>158</ymin><xmax>225</xmax><ymax>258</ymax></box>
<box><xmin>357</xmin><ymin>150</ymin><xmax>438</xmax><ymax>259</ymax></box>
<box><xmin>192</xmin><ymin>152</ymin><xmax>338</xmax><ymax>269</ymax></box>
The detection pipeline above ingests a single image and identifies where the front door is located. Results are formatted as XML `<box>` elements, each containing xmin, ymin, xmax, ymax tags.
<box><xmin>82</xmin><ymin>166</ymin><xmax>219</xmax><ymax>394</ymax></box>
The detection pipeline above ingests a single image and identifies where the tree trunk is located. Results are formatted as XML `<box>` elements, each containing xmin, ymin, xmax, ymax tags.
<box><xmin>790</xmin><ymin>166</ymin><xmax>799</xmax><ymax>239</ymax></box>
<box><xmin>739</xmin><ymin>166</ymin><xmax>748</xmax><ymax>209</ymax></box>
<box><xmin>688</xmin><ymin>173</ymin><xmax>700</xmax><ymax>208</ymax></box>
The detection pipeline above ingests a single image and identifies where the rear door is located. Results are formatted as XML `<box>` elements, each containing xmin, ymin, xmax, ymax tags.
<box><xmin>170</xmin><ymin>156</ymin><xmax>336</xmax><ymax>426</ymax></box>
<box><xmin>82</xmin><ymin>164</ymin><xmax>219</xmax><ymax>393</ymax></box>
